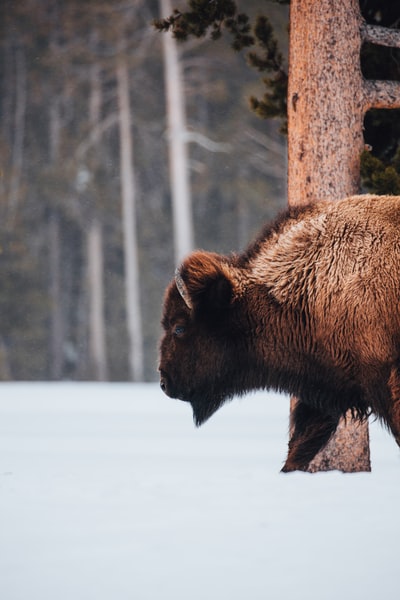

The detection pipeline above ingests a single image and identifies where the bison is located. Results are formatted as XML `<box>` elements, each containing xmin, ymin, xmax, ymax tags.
<box><xmin>159</xmin><ymin>194</ymin><xmax>400</xmax><ymax>471</ymax></box>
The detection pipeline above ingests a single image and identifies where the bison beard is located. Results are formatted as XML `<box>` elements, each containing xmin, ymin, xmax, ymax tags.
<box><xmin>159</xmin><ymin>195</ymin><xmax>400</xmax><ymax>471</ymax></box>
<box><xmin>190</xmin><ymin>394</ymin><xmax>227</xmax><ymax>427</ymax></box>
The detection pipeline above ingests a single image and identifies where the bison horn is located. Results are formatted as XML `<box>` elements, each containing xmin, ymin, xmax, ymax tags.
<box><xmin>175</xmin><ymin>268</ymin><xmax>193</xmax><ymax>309</ymax></box>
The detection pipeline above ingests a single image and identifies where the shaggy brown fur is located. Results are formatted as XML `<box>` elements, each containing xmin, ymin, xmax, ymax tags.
<box><xmin>159</xmin><ymin>195</ymin><xmax>400</xmax><ymax>471</ymax></box>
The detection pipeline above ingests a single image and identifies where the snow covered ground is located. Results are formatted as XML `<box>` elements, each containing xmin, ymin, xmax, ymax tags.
<box><xmin>0</xmin><ymin>383</ymin><xmax>399</xmax><ymax>600</ymax></box>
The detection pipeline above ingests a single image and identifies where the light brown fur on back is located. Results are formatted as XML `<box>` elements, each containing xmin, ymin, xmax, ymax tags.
<box><xmin>246</xmin><ymin>195</ymin><xmax>400</xmax><ymax>363</ymax></box>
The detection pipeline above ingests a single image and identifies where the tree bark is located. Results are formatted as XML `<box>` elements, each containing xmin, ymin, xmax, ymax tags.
<box><xmin>160</xmin><ymin>0</ymin><xmax>194</xmax><ymax>265</ymax></box>
<box><xmin>9</xmin><ymin>45</ymin><xmax>26</xmax><ymax>223</ymax></box>
<box><xmin>287</xmin><ymin>0</ymin><xmax>371</xmax><ymax>472</ymax></box>
<box><xmin>48</xmin><ymin>71</ymin><xmax>64</xmax><ymax>381</ymax></box>
<box><xmin>87</xmin><ymin>219</ymin><xmax>108</xmax><ymax>380</ymax></box>
<box><xmin>363</xmin><ymin>80</ymin><xmax>400</xmax><ymax>110</ymax></box>
<box><xmin>288</xmin><ymin>0</ymin><xmax>366</xmax><ymax>205</ymax></box>
<box><xmin>87</xmin><ymin>58</ymin><xmax>108</xmax><ymax>381</ymax></box>
<box><xmin>116</xmin><ymin>56</ymin><xmax>144</xmax><ymax>381</ymax></box>
<box><xmin>361</xmin><ymin>22</ymin><xmax>400</xmax><ymax>48</ymax></box>
<box><xmin>49</xmin><ymin>211</ymin><xmax>64</xmax><ymax>380</ymax></box>
<box><xmin>0</xmin><ymin>335</ymin><xmax>11</xmax><ymax>381</ymax></box>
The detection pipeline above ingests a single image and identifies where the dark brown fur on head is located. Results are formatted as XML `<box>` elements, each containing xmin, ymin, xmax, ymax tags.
<box><xmin>159</xmin><ymin>257</ymin><xmax>260</xmax><ymax>425</ymax></box>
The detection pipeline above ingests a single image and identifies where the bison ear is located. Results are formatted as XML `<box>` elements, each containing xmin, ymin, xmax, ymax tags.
<box><xmin>177</xmin><ymin>251</ymin><xmax>233</xmax><ymax>316</ymax></box>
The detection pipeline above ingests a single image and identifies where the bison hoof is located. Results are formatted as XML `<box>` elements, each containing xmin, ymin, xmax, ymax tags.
<box><xmin>281</xmin><ymin>461</ymin><xmax>309</xmax><ymax>473</ymax></box>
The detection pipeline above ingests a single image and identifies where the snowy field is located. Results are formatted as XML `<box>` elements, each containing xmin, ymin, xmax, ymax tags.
<box><xmin>0</xmin><ymin>383</ymin><xmax>399</xmax><ymax>600</ymax></box>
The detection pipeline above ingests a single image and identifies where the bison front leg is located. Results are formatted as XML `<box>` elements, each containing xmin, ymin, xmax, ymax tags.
<box><xmin>281</xmin><ymin>401</ymin><xmax>340</xmax><ymax>473</ymax></box>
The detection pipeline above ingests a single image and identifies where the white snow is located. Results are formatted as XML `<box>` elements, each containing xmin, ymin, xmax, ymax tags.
<box><xmin>0</xmin><ymin>382</ymin><xmax>399</xmax><ymax>600</ymax></box>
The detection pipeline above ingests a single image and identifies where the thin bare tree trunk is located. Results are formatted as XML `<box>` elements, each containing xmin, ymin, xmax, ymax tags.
<box><xmin>47</xmin><ymin>69</ymin><xmax>65</xmax><ymax>380</ymax></box>
<box><xmin>9</xmin><ymin>45</ymin><xmax>26</xmax><ymax>222</ymax></box>
<box><xmin>49</xmin><ymin>211</ymin><xmax>64</xmax><ymax>380</ymax></box>
<box><xmin>87</xmin><ymin>59</ymin><xmax>108</xmax><ymax>381</ymax></box>
<box><xmin>0</xmin><ymin>335</ymin><xmax>11</xmax><ymax>380</ymax></box>
<box><xmin>87</xmin><ymin>219</ymin><xmax>108</xmax><ymax>380</ymax></box>
<box><xmin>46</xmin><ymin>13</ymin><xmax>66</xmax><ymax>382</ymax></box>
<box><xmin>160</xmin><ymin>0</ymin><xmax>194</xmax><ymax>265</ymax></box>
<box><xmin>116</xmin><ymin>56</ymin><xmax>144</xmax><ymax>381</ymax></box>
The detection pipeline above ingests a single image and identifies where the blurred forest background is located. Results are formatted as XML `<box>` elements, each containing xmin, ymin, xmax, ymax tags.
<box><xmin>0</xmin><ymin>0</ymin><xmax>288</xmax><ymax>382</ymax></box>
<box><xmin>0</xmin><ymin>0</ymin><xmax>399</xmax><ymax>382</ymax></box>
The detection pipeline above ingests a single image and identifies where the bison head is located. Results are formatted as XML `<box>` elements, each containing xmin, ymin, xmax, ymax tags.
<box><xmin>159</xmin><ymin>251</ymin><xmax>250</xmax><ymax>426</ymax></box>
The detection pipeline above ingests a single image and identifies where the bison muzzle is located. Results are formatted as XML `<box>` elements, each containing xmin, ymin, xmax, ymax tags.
<box><xmin>159</xmin><ymin>195</ymin><xmax>400</xmax><ymax>471</ymax></box>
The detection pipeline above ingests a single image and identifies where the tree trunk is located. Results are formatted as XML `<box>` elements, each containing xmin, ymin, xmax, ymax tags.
<box><xmin>48</xmin><ymin>76</ymin><xmax>65</xmax><ymax>381</ymax></box>
<box><xmin>116</xmin><ymin>56</ymin><xmax>144</xmax><ymax>381</ymax></box>
<box><xmin>160</xmin><ymin>0</ymin><xmax>194</xmax><ymax>265</ymax></box>
<box><xmin>0</xmin><ymin>335</ymin><xmax>12</xmax><ymax>381</ymax></box>
<box><xmin>287</xmin><ymin>0</ymin><xmax>371</xmax><ymax>472</ymax></box>
<box><xmin>87</xmin><ymin>219</ymin><xmax>108</xmax><ymax>380</ymax></box>
<box><xmin>9</xmin><ymin>45</ymin><xmax>26</xmax><ymax>223</ymax></box>
<box><xmin>87</xmin><ymin>58</ymin><xmax>108</xmax><ymax>381</ymax></box>
<box><xmin>49</xmin><ymin>212</ymin><xmax>64</xmax><ymax>380</ymax></box>
<box><xmin>288</xmin><ymin>0</ymin><xmax>366</xmax><ymax>204</ymax></box>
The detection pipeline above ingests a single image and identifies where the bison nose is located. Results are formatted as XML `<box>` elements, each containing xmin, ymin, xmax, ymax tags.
<box><xmin>159</xmin><ymin>371</ymin><xmax>169</xmax><ymax>395</ymax></box>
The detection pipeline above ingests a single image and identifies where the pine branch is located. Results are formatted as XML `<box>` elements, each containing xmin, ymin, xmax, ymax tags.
<box><xmin>361</xmin><ymin>22</ymin><xmax>400</xmax><ymax>49</ymax></box>
<box><xmin>184</xmin><ymin>130</ymin><xmax>231</xmax><ymax>152</ymax></box>
<box><xmin>154</xmin><ymin>5</ymin><xmax>288</xmax><ymax>124</ymax></box>
<box><xmin>153</xmin><ymin>1</ymin><xmax>254</xmax><ymax>49</ymax></box>
<box><xmin>245</xmin><ymin>15</ymin><xmax>287</xmax><ymax>126</ymax></box>
<box><xmin>364</xmin><ymin>79</ymin><xmax>400</xmax><ymax>110</ymax></box>
<box><xmin>361</xmin><ymin>149</ymin><xmax>400</xmax><ymax>194</ymax></box>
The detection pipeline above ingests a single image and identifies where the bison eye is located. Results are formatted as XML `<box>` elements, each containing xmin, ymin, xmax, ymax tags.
<box><xmin>174</xmin><ymin>325</ymin><xmax>186</xmax><ymax>337</ymax></box>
